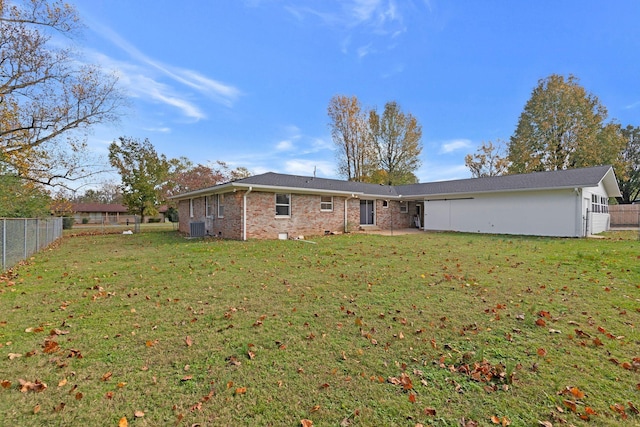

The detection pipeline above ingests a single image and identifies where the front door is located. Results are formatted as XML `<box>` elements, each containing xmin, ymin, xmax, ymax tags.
<box><xmin>360</xmin><ymin>200</ymin><xmax>374</xmax><ymax>225</ymax></box>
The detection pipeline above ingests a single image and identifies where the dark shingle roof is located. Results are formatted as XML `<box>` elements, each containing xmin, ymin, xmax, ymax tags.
<box><xmin>171</xmin><ymin>165</ymin><xmax>619</xmax><ymax>200</ymax></box>
<box><xmin>238</xmin><ymin>172</ymin><xmax>398</xmax><ymax>196</ymax></box>
<box><xmin>396</xmin><ymin>165</ymin><xmax>617</xmax><ymax>197</ymax></box>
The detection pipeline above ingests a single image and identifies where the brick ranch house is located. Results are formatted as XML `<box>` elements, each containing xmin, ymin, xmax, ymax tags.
<box><xmin>170</xmin><ymin>165</ymin><xmax>620</xmax><ymax>240</ymax></box>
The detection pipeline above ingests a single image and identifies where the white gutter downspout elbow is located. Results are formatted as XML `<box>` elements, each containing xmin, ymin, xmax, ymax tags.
<box><xmin>243</xmin><ymin>187</ymin><xmax>252</xmax><ymax>241</ymax></box>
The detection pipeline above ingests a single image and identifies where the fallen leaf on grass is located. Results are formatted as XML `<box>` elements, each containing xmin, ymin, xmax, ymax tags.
<box><xmin>42</xmin><ymin>340</ymin><xmax>59</xmax><ymax>354</ymax></box>
<box><xmin>134</xmin><ymin>410</ymin><xmax>145</xmax><ymax>418</ymax></box>
<box><xmin>75</xmin><ymin>392</ymin><xmax>83</xmax><ymax>400</ymax></box>
<box><xmin>310</xmin><ymin>405</ymin><xmax>320</xmax><ymax>413</ymax></box>
<box><xmin>118</xmin><ymin>417</ymin><xmax>128</xmax><ymax>427</ymax></box>
<box><xmin>537</xmin><ymin>348</ymin><xmax>547</xmax><ymax>357</ymax></box>
<box><xmin>234</xmin><ymin>387</ymin><xmax>246</xmax><ymax>395</ymax></box>
<box><xmin>18</xmin><ymin>379</ymin><xmax>47</xmax><ymax>393</ymax></box>
<box><xmin>53</xmin><ymin>402</ymin><xmax>65</xmax><ymax>412</ymax></box>
<box><xmin>1</xmin><ymin>380</ymin><xmax>11</xmax><ymax>388</ymax></box>
<box><xmin>105</xmin><ymin>391</ymin><xmax>114</xmax><ymax>399</ymax></box>
<box><xmin>33</xmin><ymin>404</ymin><xmax>40</xmax><ymax>414</ymax></box>
<box><xmin>424</xmin><ymin>407</ymin><xmax>436</xmax><ymax>416</ymax></box>
<box><xmin>101</xmin><ymin>371</ymin><xmax>112</xmax><ymax>381</ymax></box>
<box><xmin>8</xmin><ymin>352</ymin><xmax>22</xmax><ymax>360</ymax></box>
<box><xmin>537</xmin><ymin>422</ymin><xmax>552</xmax><ymax>427</ymax></box>
<box><xmin>301</xmin><ymin>420</ymin><xmax>313</xmax><ymax>427</ymax></box>
<box><xmin>185</xmin><ymin>336</ymin><xmax>193</xmax><ymax>347</ymax></box>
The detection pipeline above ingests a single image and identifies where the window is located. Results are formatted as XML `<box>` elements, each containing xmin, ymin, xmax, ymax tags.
<box><xmin>399</xmin><ymin>202</ymin><xmax>408</xmax><ymax>213</ymax></box>
<box><xmin>275</xmin><ymin>193</ymin><xmax>291</xmax><ymax>216</ymax></box>
<box><xmin>189</xmin><ymin>199</ymin><xmax>194</xmax><ymax>218</ymax></box>
<box><xmin>217</xmin><ymin>194</ymin><xmax>225</xmax><ymax>218</ymax></box>
<box><xmin>591</xmin><ymin>194</ymin><xmax>609</xmax><ymax>213</ymax></box>
<box><xmin>320</xmin><ymin>196</ymin><xmax>333</xmax><ymax>211</ymax></box>
<box><xmin>382</xmin><ymin>200</ymin><xmax>389</xmax><ymax>208</ymax></box>
<box><xmin>205</xmin><ymin>195</ymin><xmax>214</xmax><ymax>217</ymax></box>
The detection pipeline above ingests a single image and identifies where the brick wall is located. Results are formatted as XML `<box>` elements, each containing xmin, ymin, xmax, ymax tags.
<box><xmin>178</xmin><ymin>190</ymin><xmax>415</xmax><ymax>239</ymax></box>
<box><xmin>246</xmin><ymin>191</ymin><xmax>350</xmax><ymax>239</ymax></box>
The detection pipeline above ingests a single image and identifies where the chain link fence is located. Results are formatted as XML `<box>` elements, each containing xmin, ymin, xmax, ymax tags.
<box><xmin>1</xmin><ymin>218</ymin><xmax>63</xmax><ymax>272</ymax></box>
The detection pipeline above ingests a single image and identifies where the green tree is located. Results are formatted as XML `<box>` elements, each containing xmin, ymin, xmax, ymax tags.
<box><xmin>108</xmin><ymin>137</ymin><xmax>170</xmax><ymax>222</ymax></box>
<box><xmin>368</xmin><ymin>101</ymin><xmax>422</xmax><ymax>185</ymax></box>
<box><xmin>0</xmin><ymin>0</ymin><xmax>124</xmax><ymax>188</ymax></box>
<box><xmin>328</xmin><ymin>95</ymin><xmax>375</xmax><ymax>181</ymax></box>
<box><xmin>0</xmin><ymin>174</ymin><xmax>51</xmax><ymax>217</ymax></box>
<box><xmin>507</xmin><ymin>74</ymin><xmax>624</xmax><ymax>174</ymax></box>
<box><xmin>616</xmin><ymin>125</ymin><xmax>640</xmax><ymax>203</ymax></box>
<box><xmin>465</xmin><ymin>140</ymin><xmax>509</xmax><ymax>178</ymax></box>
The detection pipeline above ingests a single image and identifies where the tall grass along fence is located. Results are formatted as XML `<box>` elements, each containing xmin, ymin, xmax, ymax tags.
<box><xmin>609</xmin><ymin>204</ymin><xmax>640</xmax><ymax>227</ymax></box>
<box><xmin>1</xmin><ymin>217</ymin><xmax>63</xmax><ymax>272</ymax></box>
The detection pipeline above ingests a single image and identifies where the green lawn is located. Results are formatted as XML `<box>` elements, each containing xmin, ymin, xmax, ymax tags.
<box><xmin>0</xmin><ymin>230</ymin><xmax>638</xmax><ymax>426</ymax></box>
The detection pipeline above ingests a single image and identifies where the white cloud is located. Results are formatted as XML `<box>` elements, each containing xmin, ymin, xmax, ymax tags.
<box><xmin>85</xmin><ymin>21</ymin><xmax>241</xmax><ymax>119</ymax></box>
<box><xmin>624</xmin><ymin>101</ymin><xmax>639</xmax><ymax>110</ymax></box>
<box><xmin>284</xmin><ymin>159</ymin><xmax>336</xmax><ymax>177</ymax></box>
<box><xmin>276</xmin><ymin>140</ymin><xmax>294</xmax><ymax>151</ymax></box>
<box><xmin>439</xmin><ymin>139</ymin><xmax>472</xmax><ymax>154</ymax></box>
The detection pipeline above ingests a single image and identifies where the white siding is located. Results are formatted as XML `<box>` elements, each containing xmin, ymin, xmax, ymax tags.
<box><xmin>424</xmin><ymin>189</ymin><xmax>582</xmax><ymax>237</ymax></box>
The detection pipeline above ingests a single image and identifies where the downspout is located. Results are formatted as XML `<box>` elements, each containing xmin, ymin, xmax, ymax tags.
<box><xmin>243</xmin><ymin>187</ymin><xmax>253</xmax><ymax>241</ymax></box>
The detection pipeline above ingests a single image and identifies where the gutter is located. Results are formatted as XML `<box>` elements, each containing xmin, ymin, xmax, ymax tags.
<box><xmin>243</xmin><ymin>186</ymin><xmax>252</xmax><ymax>241</ymax></box>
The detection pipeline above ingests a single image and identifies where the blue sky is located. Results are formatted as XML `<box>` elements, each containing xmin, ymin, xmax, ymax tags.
<box><xmin>74</xmin><ymin>0</ymin><xmax>640</xmax><ymax>183</ymax></box>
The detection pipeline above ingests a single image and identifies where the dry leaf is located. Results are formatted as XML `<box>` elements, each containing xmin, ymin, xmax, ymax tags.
<box><xmin>424</xmin><ymin>407</ymin><xmax>436</xmax><ymax>416</ymax></box>
<box><xmin>301</xmin><ymin>420</ymin><xmax>313</xmax><ymax>427</ymax></box>
<box><xmin>18</xmin><ymin>379</ymin><xmax>47</xmax><ymax>393</ymax></box>
<box><xmin>235</xmin><ymin>387</ymin><xmax>247</xmax><ymax>395</ymax></box>
<box><xmin>8</xmin><ymin>353</ymin><xmax>22</xmax><ymax>360</ymax></box>
<box><xmin>310</xmin><ymin>405</ymin><xmax>320</xmax><ymax>412</ymax></box>
<box><xmin>185</xmin><ymin>336</ymin><xmax>193</xmax><ymax>347</ymax></box>
<box><xmin>58</xmin><ymin>378</ymin><xmax>67</xmax><ymax>387</ymax></box>
<box><xmin>118</xmin><ymin>417</ymin><xmax>128</xmax><ymax>427</ymax></box>
<box><xmin>33</xmin><ymin>404</ymin><xmax>41</xmax><ymax>414</ymax></box>
<box><xmin>101</xmin><ymin>371</ymin><xmax>112</xmax><ymax>381</ymax></box>
<box><xmin>134</xmin><ymin>410</ymin><xmax>145</xmax><ymax>418</ymax></box>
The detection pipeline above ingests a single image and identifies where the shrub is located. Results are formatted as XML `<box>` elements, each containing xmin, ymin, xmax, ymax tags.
<box><xmin>82</xmin><ymin>218</ymin><xmax>89</xmax><ymax>224</ymax></box>
<box><xmin>62</xmin><ymin>217</ymin><xmax>74</xmax><ymax>229</ymax></box>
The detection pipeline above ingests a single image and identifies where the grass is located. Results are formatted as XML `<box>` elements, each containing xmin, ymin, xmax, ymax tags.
<box><xmin>0</xmin><ymin>230</ymin><xmax>638</xmax><ymax>426</ymax></box>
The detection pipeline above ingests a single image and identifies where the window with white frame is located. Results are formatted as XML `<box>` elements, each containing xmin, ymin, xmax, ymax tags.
<box><xmin>189</xmin><ymin>199</ymin><xmax>194</xmax><ymax>218</ymax></box>
<box><xmin>399</xmin><ymin>201</ymin><xmax>408</xmax><ymax>213</ymax></box>
<box><xmin>591</xmin><ymin>194</ymin><xmax>609</xmax><ymax>213</ymax></box>
<box><xmin>217</xmin><ymin>194</ymin><xmax>225</xmax><ymax>218</ymax></box>
<box><xmin>205</xmin><ymin>195</ymin><xmax>214</xmax><ymax>217</ymax></box>
<box><xmin>320</xmin><ymin>196</ymin><xmax>333</xmax><ymax>211</ymax></box>
<box><xmin>275</xmin><ymin>193</ymin><xmax>291</xmax><ymax>216</ymax></box>
<box><xmin>382</xmin><ymin>200</ymin><xmax>389</xmax><ymax>208</ymax></box>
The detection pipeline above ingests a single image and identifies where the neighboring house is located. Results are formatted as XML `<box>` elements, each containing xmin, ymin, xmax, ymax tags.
<box><xmin>170</xmin><ymin>165</ymin><xmax>621</xmax><ymax>240</ymax></box>
<box><xmin>72</xmin><ymin>204</ymin><xmax>168</xmax><ymax>224</ymax></box>
<box><xmin>72</xmin><ymin>203</ymin><xmax>130</xmax><ymax>224</ymax></box>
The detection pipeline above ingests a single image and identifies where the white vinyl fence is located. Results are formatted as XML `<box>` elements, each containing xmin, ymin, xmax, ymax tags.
<box><xmin>1</xmin><ymin>218</ymin><xmax>63</xmax><ymax>272</ymax></box>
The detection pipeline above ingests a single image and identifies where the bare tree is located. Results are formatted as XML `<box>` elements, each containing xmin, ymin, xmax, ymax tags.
<box><xmin>0</xmin><ymin>0</ymin><xmax>125</xmax><ymax>188</ymax></box>
<box><xmin>327</xmin><ymin>95</ymin><xmax>375</xmax><ymax>181</ymax></box>
<box><xmin>465</xmin><ymin>140</ymin><xmax>509</xmax><ymax>178</ymax></box>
